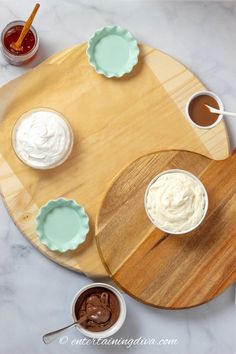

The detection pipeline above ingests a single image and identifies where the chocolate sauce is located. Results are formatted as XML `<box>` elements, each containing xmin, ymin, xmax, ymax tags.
<box><xmin>75</xmin><ymin>287</ymin><xmax>120</xmax><ymax>332</ymax></box>
<box><xmin>189</xmin><ymin>94</ymin><xmax>219</xmax><ymax>127</ymax></box>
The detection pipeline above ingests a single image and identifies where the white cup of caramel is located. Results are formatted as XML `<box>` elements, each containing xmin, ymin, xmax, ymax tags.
<box><xmin>71</xmin><ymin>282</ymin><xmax>126</xmax><ymax>338</ymax></box>
<box><xmin>185</xmin><ymin>90</ymin><xmax>224</xmax><ymax>129</ymax></box>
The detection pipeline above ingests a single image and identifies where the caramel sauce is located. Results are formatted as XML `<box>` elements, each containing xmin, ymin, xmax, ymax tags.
<box><xmin>4</xmin><ymin>25</ymin><xmax>35</xmax><ymax>55</ymax></box>
<box><xmin>189</xmin><ymin>94</ymin><xmax>219</xmax><ymax>127</ymax></box>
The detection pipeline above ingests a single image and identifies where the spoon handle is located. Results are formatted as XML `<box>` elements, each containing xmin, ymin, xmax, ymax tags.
<box><xmin>205</xmin><ymin>105</ymin><xmax>236</xmax><ymax>117</ymax></box>
<box><xmin>42</xmin><ymin>315</ymin><xmax>87</xmax><ymax>344</ymax></box>
<box><xmin>220</xmin><ymin>111</ymin><xmax>236</xmax><ymax>117</ymax></box>
<box><xmin>212</xmin><ymin>109</ymin><xmax>236</xmax><ymax>117</ymax></box>
<box><xmin>15</xmin><ymin>3</ymin><xmax>40</xmax><ymax>49</ymax></box>
<box><xmin>42</xmin><ymin>323</ymin><xmax>76</xmax><ymax>344</ymax></box>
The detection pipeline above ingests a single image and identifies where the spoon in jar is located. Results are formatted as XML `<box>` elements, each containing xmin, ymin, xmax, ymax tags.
<box><xmin>205</xmin><ymin>104</ymin><xmax>236</xmax><ymax>118</ymax></box>
<box><xmin>10</xmin><ymin>3</ymin><xmax>40</xmax><ymax>52</ymax></box>
<box><xmin>42</xmin><ymin>315</ymin><xmax>87</xmax><ymax>344</ymax></box>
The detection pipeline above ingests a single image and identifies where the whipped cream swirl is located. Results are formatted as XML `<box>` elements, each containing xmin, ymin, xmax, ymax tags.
<box><xmin>13</xmin><ymin>109</ymin><xmax>73</xmax><ymax>169</ymax></box>
<box><xmin>146</xmin><ymin>171</ymin><xmax>207</xmax><ymax>233</ymax></box>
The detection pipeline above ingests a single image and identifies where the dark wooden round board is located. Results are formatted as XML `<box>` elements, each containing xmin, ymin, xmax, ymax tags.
<box><xmin>96</xmin><ymin>150</ymin><xmax>236</xmax><ymax>309</ymax></box>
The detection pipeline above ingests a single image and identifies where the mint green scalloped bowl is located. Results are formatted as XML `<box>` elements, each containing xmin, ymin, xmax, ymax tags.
<box><xmin>36</xmin><ymin>198</ymin><xmax>89</xmax><ymax>253</ymax></box>
<box><xmin>87</xmin><ymin>26</ymin><xmax>139</xmax><ymax>78</ymax></box>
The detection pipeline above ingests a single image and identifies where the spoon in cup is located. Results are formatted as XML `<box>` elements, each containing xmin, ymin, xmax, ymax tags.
<box><xmin>205</xmin><ymin>104</ymin><xmax>236</xmax><ymax>118</ymax></box>
<box><xmin>43</xmin><ymin>291</ymin><xmax>112</xmax><ymax>344</ymax></box>
<box><xmin>42</xmin><ymin>315</ymin><xmax>87</xmax><ymax>344</ymax></box>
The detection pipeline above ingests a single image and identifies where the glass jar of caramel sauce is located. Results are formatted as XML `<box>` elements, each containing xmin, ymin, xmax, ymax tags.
<box><xmin>1</xmin><ymin>21</ymin><xmax>39</xmax><ymax>66</ymax></box>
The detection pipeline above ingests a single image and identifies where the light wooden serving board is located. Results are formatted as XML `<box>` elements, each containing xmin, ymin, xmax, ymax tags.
<box><xmin>96</xmin><ymin>150</ymin><xmax>236</xmax><ymax>308</ymax></box>
<box><xmin>0</xmin><ymin>43</ymin><xmax>230</xmax><ymax>278</ymax></box>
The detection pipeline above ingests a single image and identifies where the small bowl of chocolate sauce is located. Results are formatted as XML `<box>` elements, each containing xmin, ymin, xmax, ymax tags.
<box><xmin>71</xmin><ymin>283</ymin><xmax>126</xmax><ymax>338</ymax></box>
<box><xmin>185</xmin><ymin>91</ymin><xmax>224</xmax><ymax>129</ymax></box>
<box><xmin>1</xmin><ymin>20</ymin><xmax>39</xmax><ymax>66</ymax></box>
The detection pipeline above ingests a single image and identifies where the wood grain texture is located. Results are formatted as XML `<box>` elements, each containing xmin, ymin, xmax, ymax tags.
<box><xmin>96</xmin><ymin>151</ymin><xmax>236</xmax><ymax>308</ymax></box>
<box><xmin>0</xmin><ymin>43</ymin><xmax>230</xmax><ymax>278</ymax></box>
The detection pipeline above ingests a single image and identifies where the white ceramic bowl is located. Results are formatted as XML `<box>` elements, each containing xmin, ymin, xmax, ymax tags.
<box><xmin>71</xmin><ymin>282</ymin><xmax>126</xmax><ymax>338</ymax></box>
<box><xmin>144</xmin><ymin>169</ymin><xmax>208</xmax><ymax>235</ymax></box>
<box><xmin>185</xmin><ymin>90</ymin><xmax>224</xmax><ymax>129</ymax></box>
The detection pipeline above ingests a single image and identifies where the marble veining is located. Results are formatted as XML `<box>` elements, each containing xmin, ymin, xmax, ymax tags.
<box><xmin>0</xmin><ymin>1</ymin><xmax>235</xmax><ymax>354</ymax></box>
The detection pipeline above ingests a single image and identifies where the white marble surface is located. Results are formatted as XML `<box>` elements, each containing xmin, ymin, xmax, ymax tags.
<box><xmin>0</xmin><ymin>1</ymin><xmax>235</xmax><ymax>353</ymax></box>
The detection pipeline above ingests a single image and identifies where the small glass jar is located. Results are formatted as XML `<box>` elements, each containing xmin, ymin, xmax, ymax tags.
<box><xmin>1</xmin><ymin>20</ymin><xmax>39</xmax><ymax>66</ymax></box>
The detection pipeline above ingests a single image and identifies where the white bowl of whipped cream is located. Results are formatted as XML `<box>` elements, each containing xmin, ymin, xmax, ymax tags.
<box><xmin>12</xmin><ymin>108</ymin><xmax>74</xmax><ymax>170</ymax></box>
<box><xmin>144</xmin><ymin>169</ymin><xmax>208</xmax><ymax>235</ymax></box>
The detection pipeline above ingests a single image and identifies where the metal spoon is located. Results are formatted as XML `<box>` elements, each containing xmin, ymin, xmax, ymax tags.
<box><xmin>42</xmin><ymin>315</ymin><xmax>87</xmax><ymax>344</ymax></box>
<box><xmin>205</xmin><ymin>104</ymin><xmax>236</xmax><ymax>117</ymax></box>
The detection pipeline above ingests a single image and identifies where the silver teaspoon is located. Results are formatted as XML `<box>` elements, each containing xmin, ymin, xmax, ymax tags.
<box><xmin>42</xmin><ymin>315</ymin><xmax>87</xmax><ymax>344</ymax></box>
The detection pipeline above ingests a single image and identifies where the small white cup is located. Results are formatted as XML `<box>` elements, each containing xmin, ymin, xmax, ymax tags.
<box><xmin>71</xmin><ymin>282</ymin><xmax>126</xmax><ymax>338</ymax></box>
<box><xmin>185</xmin><ymin>90</ymin><xmax>224</xmax><ymax>129</ymax></box>
<box><xmin>144</xmin><ymin>169</ymin><xmax>208</xmax><ymax>235</ymax></box>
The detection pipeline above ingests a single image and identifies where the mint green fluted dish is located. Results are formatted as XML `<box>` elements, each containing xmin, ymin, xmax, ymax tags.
<box><xmin>36</xmin><ymin>198</ymin><xmax>89</xmax><ymax>253</ymax></box>
<box><xmin>87</xmin><ymin>26</ymin><xmax>139</xmax><ymax>78</ymax></box>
